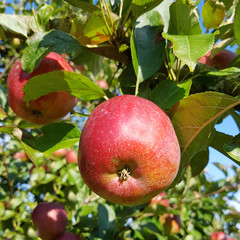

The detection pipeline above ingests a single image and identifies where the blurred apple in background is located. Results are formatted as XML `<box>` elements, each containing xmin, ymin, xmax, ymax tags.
<box><xmin>66</xmin><ymin>150</ymin><xmax>78</xmax><ymax>164</ymax></box>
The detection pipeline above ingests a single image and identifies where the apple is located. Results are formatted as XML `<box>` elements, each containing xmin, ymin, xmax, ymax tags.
<box><xmin>211</xmin><ymin>232</ymin><xmax>227</xmax><ymax>240</ymax></box>
<box><xmin>96</xmin><ymin>80</ymin><xmax>108</xmax><ymax>90</ymax></box>
<box><xmin>66</xmin><ymin>150</ymin><xmax>78</xmax><ymax>164</ymax></box>
<box><xmin>31</xmin><ymin>202</ymin><xmax>68</xmax><ymax>240</ymax></box>
<box><xmin>52</xmin><ymin>148</ymin><xmax>68</xmax><ymax>158</ymax></box>
<box><xmin>13</xmin><ymin>151</ymin><xmax>29</xmax><ymax>161</ymax></box>
<box><xmin>78</xmin><ymin>95</ymin><xmax>181</xmax><ymax>206</ymax></box>
<box><xmin>159</xmin><ymin>214</ymin><xmax>181</xmax><ymax>235</ymax></box>
<box><xmin>55</xmin><ymin>232</ymin><xmax>82</xmax><ymax>240</ymax></box>
<box><xmin>7</xmin><ymin>52</ymin><xmax>78</xmax><ymax>125</ymax></box>
<box><xmin>198</xmin><ymin>49</ymin><xmax>237</xmax><ymax>69</ymax></box>
<box><xmin>149</xmin><ymin>192</ymin><xmax>170</xmax><ymax>207</ymax></box>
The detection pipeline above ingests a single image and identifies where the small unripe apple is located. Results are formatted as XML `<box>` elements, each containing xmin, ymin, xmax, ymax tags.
<box><xmin>198</xmin><ymin>50</ymin><xmax>237</xmax><ymax>69</ymax></box>
<box><xmin>211</xmin><ymin>231</ymin><xmax>227</xmax><ymax>240</ymax></box>
<box><xmin>66</xmin><ymin>150</ymin><xmax>78</xmax><ymax>164</ymax></box>
<box><xmin>31</xmin><ymin>202</ymin><xmax>68</xmax><ymax>240</ymax></box>
<box><xmin>7</xmin><ymin>52</ymin><xmax>78</xmax><ymax>125</ymax></box>
<box><xmin>55</xmin><ymin>232</ymin><xmax>82</xmax><ymax>240</ymax></box>
<box><xmin>149</xmin><ymin>192</ymin><xmax>170</xmax><ymax>207</ymax></box>
<box><xmin>52</xmin><ymin>148</ymin><xmax>68</xmax><ymax>158</ymax></box>
<box><xmin>13</xmin><ymin>151</ymin><xmax>29</xmax><ymax>161</ymax></box>
<box><xmin>159</xmin><ymin>214</ymin><xmax>181</xmax><ymax>235</ymax></box>
<box><xmin>78</xmin><ymin>95</ymin><xmax>180</xmax><ymax>206</ymax></box>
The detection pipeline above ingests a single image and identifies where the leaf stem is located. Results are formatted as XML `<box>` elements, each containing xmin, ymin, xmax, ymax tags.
<box><xmin>29</xmin><ymin>0</ymin><xmax>40</xmax><ymax>31</ymax></box>
<box><xmin>103</xmin><ymin>0</ymin><xmax>116</xmax><ymax>37</ymax></box>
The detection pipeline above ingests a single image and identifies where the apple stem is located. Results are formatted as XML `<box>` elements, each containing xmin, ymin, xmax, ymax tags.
<box><xmin>118</xmin><ymin>167</ymin><xmax>131</xmax><ymax>181</ymax></box>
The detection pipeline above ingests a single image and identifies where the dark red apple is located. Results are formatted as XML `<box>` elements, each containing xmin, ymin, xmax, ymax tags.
<box><xmin>66</xmin><ymin>150</ymin><xmax>78</xmax><ymax>164</ymax></box>
<box><xmin>52</xmin><ymin>148</ymin><xmax>68</xmax><ymax>158</ymax></box>
<box><xmin>211</xmin><ymin>232</ymin><xmax>227</xmax><ymax>240</ymax></box>
<box><xmin>159</xmin><ymin>214</ymin><xmax>181</xmax><ymax>235</ymax></box>
<box><xmin>31</xmin><ymin>202</ymin><xmax>68</xmax><ymax>240</ymax></box>
<box><xmin>150</xmin><ymin>192</ymin><xmax>170</xmax><ymax>207</ymax></box>
<box><xmin>78</xmin><ymin>95</ymin><xmax>181</xmax><ymax>206</ymax></box>
<box><xmin>55</xmin><ymin>232</ymin><xmax>82</xmax><ymax>240</ymax></box>
<box><xmin>198</xmin><ymin>49</ymin><xmax>237</xmax><ymax>69</ymax></box>
<box><xmin>7</xmin><ymin>52</ymin><xmax>78</xmax><ymax>125</ymax></box>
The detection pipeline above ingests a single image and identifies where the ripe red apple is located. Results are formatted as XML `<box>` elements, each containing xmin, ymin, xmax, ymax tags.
<box><xmin>7</xmin><ymin>52</ymin><xmax>78</xmax><ymax>125</ymax></box>
<box><xmin>211</xmin><ymin>232</ymin><xmax>227</xmax><ymax>240</ymax></box>
<box><xmin>159</xmin><ymin>214</ymin><xmax>181</xmax><ymax>235</ymax></box>
<box><xmin>52</xmin><ymin>148</ymin><xmax>68</xmax><ymax>158</ymax></box>
<box><xmin>149</xmin><ymin>192</ymin><xmax>170</xmax><ymax>207</ymax></box>
<box><xmin>78</xmin><ymin>95</ymin><xmax>181</xmax><ymax>206</ymax></box>
<box><xmin>66</xmin><ymin>150</ymin><xmax>78</xmax><ymax>164</ymax></box>
<box><xmin>198</xmin><ymin>49</ymin><xmax>237</xmax><ymax>69</ymax></box>
<box><xmin>96</xmin><ymin>80</ymin><xmax>108</xmax><ymax>90</ymax></box>
<box><xmin>31</xmin><ymin>202</ymin><xmax>68</xmax><ymax>240</ymax></box>
<box><xmin>55</xmin><ymin>232</ymin><xmax>82</xmax><ymax>240</ymax></box>
<box><xmin>13</xmin><ymin>151</ymin><xmax>29</xmax><ymax>161</ymax></box>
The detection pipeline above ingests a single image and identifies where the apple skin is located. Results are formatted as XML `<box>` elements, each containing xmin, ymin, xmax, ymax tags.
<box><xmin>31</xmin><ymin>202</ymin><xmax>68</xmax><ymax>240</ymax></box>
<box><xmin>149</xmin><ymin>192</ymin><xmax>170</xmax><ymax>207</ymax></box>
<box><xmin>159</xmin><ymin>214</ymin><xmax>181</xmax><ymax>235</ymax></box>
<box><xmin>55</xmin><ymin>232</ymin><xmax>82</xmax><ymax>240</ymax></box>
<box><xmin>66</xmin><ymin>150</ymin><xmax>78</xmax><ymax>164</ymax></box>
<box><xmin>7</xmin><ymin>52</ymin><xmax>78</xmax><ymax>125</ymax></box>
<box><xmin>78</xmin><ymin>95</ymin><xmax>181</xmax><ymax>206</ymax></box>
<box><xmin>211</xmin><ymin>232</ymin><xmax>227</xmax><ymax>240</ymax></box>
<box><xmin>198</xmin><ymin>50</ymin><xmax>237</xmax><ymax>69</ymax></box>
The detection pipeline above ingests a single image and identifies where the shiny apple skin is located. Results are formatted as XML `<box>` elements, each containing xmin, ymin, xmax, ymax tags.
<box><xmin>78</xmin><ymin>95</ymin><xmax>181</xmax><ymax>206</ymax></box>
<box><xmin>7</xmin><ymin>52</ymin><xmax>78</xmax><ymax>125</ymax></box>
<box><xmin>55</xmin><ymin>232</ymin><xmax>82</xmax><ymax>240</ymax></box>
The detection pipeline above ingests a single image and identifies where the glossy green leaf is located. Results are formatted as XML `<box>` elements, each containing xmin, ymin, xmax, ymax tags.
<box><xmin>64</xmin><ymin>0</ymin><xmax>101</xmax><ymax>13</ymax></box>
<box><xmin>22</xmin><ymin>122</ymin><xmax>81</xmax><ymax>156</ymax></box>
<box><xmin>0</xmin><ymin>14</ymin><xmax>29</xmax><ymax>37</ymax></box>
<box><xmin>37</xmin><ymin>4</ymin><xmax>53</xmax><ymax>31</ymax></box>
<box><xmin>234</xmin><ymin>0</ymin><xmax>240</xmax><ymax>47</ymax></box>
<box><xmin>132</xmin><ymin>10</ymin><xmax>164</xmax><ymax>83</ymax></box>
<box><xmin>207</xmin><ymin>67</ymin><xmax>240</xmax><ymax>76</ymax></box>
<box><xmin>170</xmin><ymin>92</ymin><xmax>240</xmax><ymax>186</ymax></box>
<box><xmin>162</xmin><ymin>32</ymin><xmax>215</xmax><ymax>71</ymax></box>
<box><xmin>224</xmin><ymin>134</ymin><xmax>240</xmax><ymax>163</ymax></box>
<box><xmin>150</xmin><ymin>79</ymin><xmax>191</xmax><ymax>110</ymax></box>
<box><xmin>202</xmin><ymin>0</ymin><xmax>225</xmax><ymax>31</ymax></box>
<box><xmin>22</xmin><ymin>30</ymin><xmax>83</xmax><ymax>73</ymax></box>
<box><xmin>168</xmin><ymin>1</ymin><xmax>202</xmax><ymax>35</ymax></box>
<box><xmin>22</xmin><ymin>71</ymin><xmax>105</xmax><ymax>104</ymax></box>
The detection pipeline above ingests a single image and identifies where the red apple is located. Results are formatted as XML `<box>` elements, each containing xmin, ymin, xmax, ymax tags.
<box><xmin>7</xmin><ymin>52</ymin><xmax>78</xmax><ymax>125</ymax></box>
<box><xmin>78</xmin><ymin>95</ymin><xmax>181</xmax><ymax>206</ymax></box>
<box><xmin>31</xmin><ymin>202</ymin><xmax>68</xmax><ymax>240</ymax></box>
<box><xmin>66</xmin><ymin>150</ymin><xmax>78</xmax><ymax>164</ymax></box>
<box><xmin>211</xmin><ymin>232</ymin><xmax>227</xmax><ymax>240</ymax></box>
<box><xmin>52</xmin><ymin>148</ymin><xmax>68</xmax><ymax>158</ymax></box>
<box><xmin>150</xmin><ymin>192</ymin><xmax>170</xmax><ymax>207</ymax></box>
<box><xmin>55</xmin><ymin>232</ymin><xmax>82</xmax><ymax>240</ymax></box>
<box><xmin>159</xmin><ymin>214</ymin><xmax>181</xmax><ymax>235</ymax></box>
<box><xmin>13</xmin><ymin>151</ymin><xmax>29</xmax><ymax>161</ymax></box>
<box><xmin>198</xmin><ymin>49</ymin><xmax>237</xmax><ymax>69</ymax></box>
<box><xmin>96</xmin><ymin>80</ymin><xmax>108</xmax><ymax>90</ymax></box>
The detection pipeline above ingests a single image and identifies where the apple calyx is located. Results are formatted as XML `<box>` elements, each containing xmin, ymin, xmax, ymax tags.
<box><xmin>118</xmin><ymin>167</ymin><xmax>131</xmax><ymax>181</ymax></box>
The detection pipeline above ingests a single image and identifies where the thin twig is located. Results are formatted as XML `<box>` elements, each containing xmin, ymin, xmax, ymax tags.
<box><xmin>0</xmin><ymin>56</ymin><xmax>17</xmax><ymax>79</ymax></box>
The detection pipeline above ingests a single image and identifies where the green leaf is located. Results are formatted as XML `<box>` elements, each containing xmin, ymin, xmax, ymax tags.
<box><xmin>224</xmin><ymin>134</ymin><xmax>240</xmax><ymax>163</ymax></box>
<box><xmin>132</xmin><ymin>10</ymin><xmax>165</xmax><ymax>83</ymax></box>
<box><xmin>131</xmin><ymin>0</ymin><xmax>163</xmax><ymax>19</ymax></box>
<box><xmin>22</xmin><ymin>30</ymin><xmax>83</xmax><ymax>73</ymax></box>
<box><xmin>162</xmin><ymin>32</ymin><xmax>215</xmax><ymax>71</ymax></box>
<box><xmin>37</xmin><ymin>4</ymin><xmax>53</xmax><ymax>31</ymax></box>
<box><xmin>0</xmin><ymin>107</ymin><xmax>7</xmax><ymax>120</ymax></box>
<box><xmin>97</xmin><ymin>204</ymin><xmax>116</xmax><ymax>240</ymax></box>
<box><xmin>0</xmin><ymin>210</ymin><xmax>15</xmax><ymax>221</ymax></box>
<box><xmin>168</xmin><ymin>1</ymin><xmax>202</xmax><ymax>35</ymax></box>
<box><xmin>0</xmin><ymin>14</ymin><xmax>29</xmax><ymax>37</ymax></box>
<box><xmin>150</xmin><ymin>79</ymin><xmax>191</xmax><ymax>110</ymax></box>
<box><xmin>207</xmin><ymin>67</ymin><xmax>240</xmax><ymax>76</ymax></box>
<box><xmin>22</xmin><ymin>71</ymin><xmax>106</xmax><ymax>104</ymax></box>
<box><xmin>202</xmin><ymin>0</ymin><xmax>225</xmax><ymax>31</ymax></box>
<box><xmin>170</xmin><ymin>92</ymin><xmax>240</xmax><ymax>187</ymax></box>
<box><xmin>22</xmin><ymin>122</ymin><xmax>81</xmax><ymax>156</ymax></box>
<box><xmin>64</xmin><ymin>0</ymin><xmax>101</xmax><ymax>13</ymax></box>
<box><xmin>190</xmin><ymin>149</ymin><xmax>209</xmax><ymax>177</ymax></box>
<box><xmin>234</xmin><ymin>0</ymin><xmax>240</xmax><ymax>47</ymax></box>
